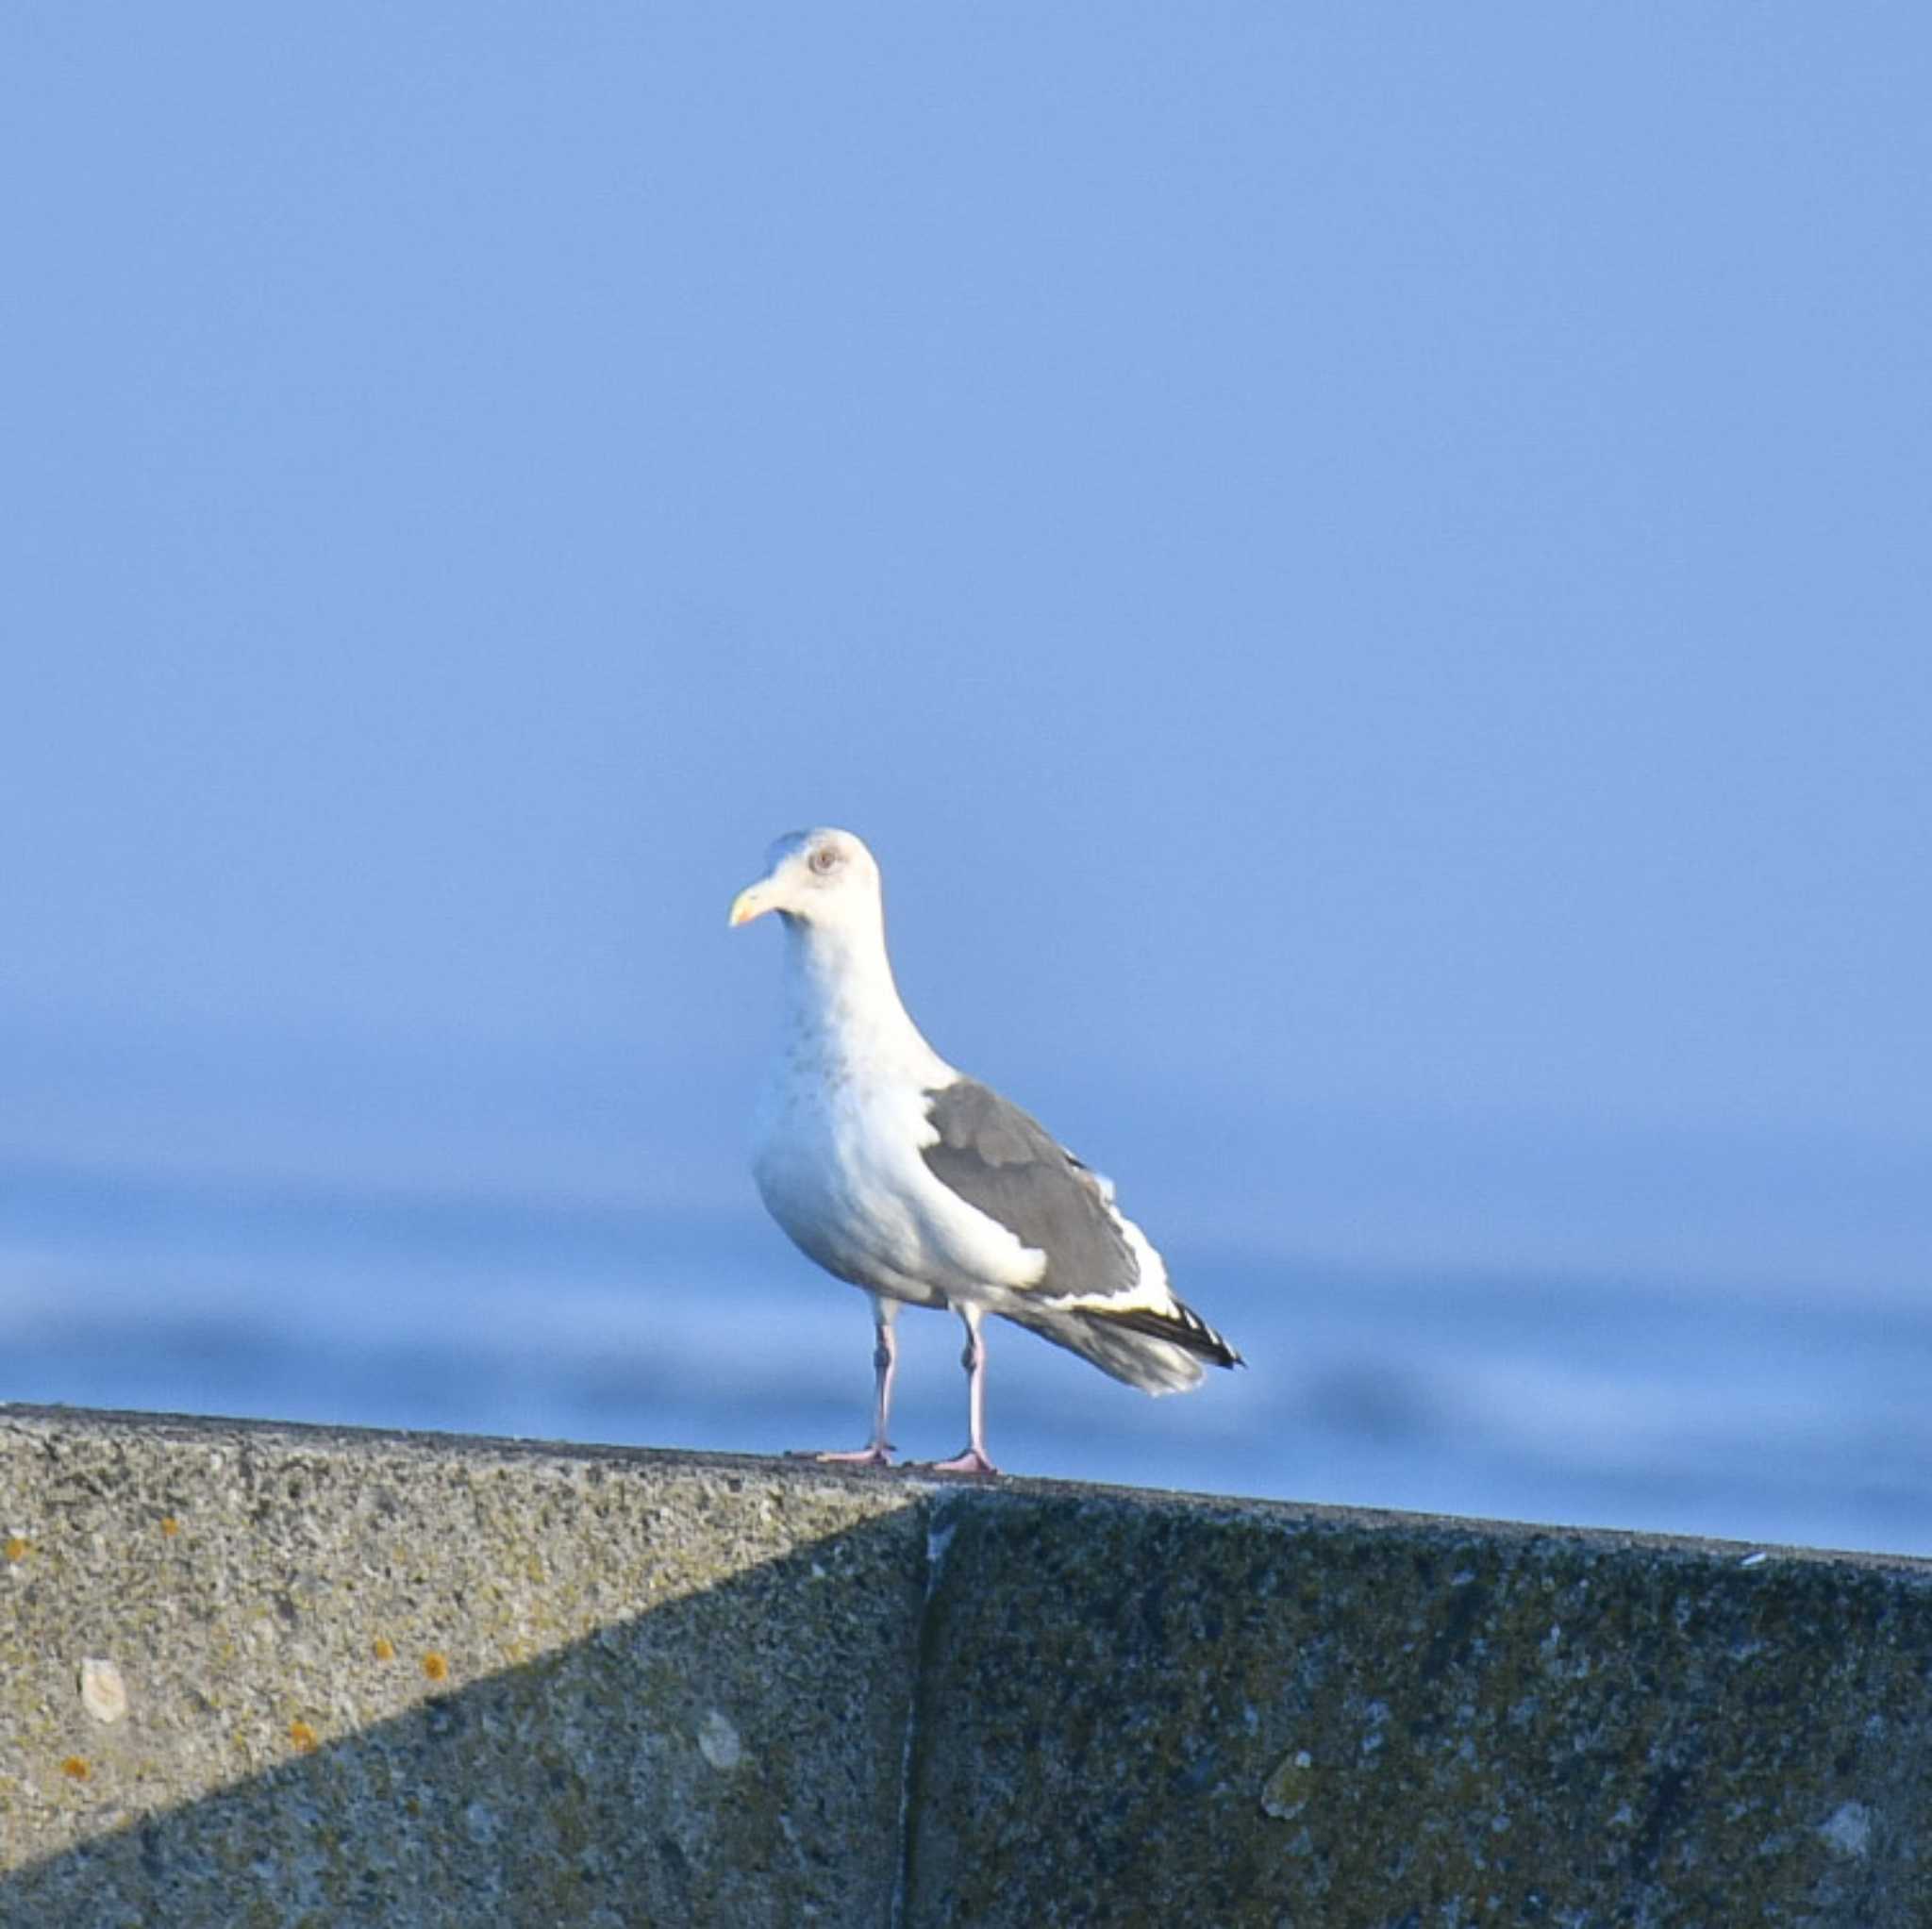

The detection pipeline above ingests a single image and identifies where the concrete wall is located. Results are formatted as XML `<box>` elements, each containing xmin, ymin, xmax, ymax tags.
<box><xmin>3</xmin><ymin>1405</ymin><xmax>1928</xmax><ymax>1927</ymax></box>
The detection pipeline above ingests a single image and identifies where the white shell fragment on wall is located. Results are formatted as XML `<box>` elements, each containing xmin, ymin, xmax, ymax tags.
<box><xmin>79</xmin><ymin>1657</ymin><xmax>128</xmax><ymax>1724</ymax></box>
<box><xmin>697</xmin><ymin>1707</ymin><xmax>743</xmax><ymax>1771</ymax></box>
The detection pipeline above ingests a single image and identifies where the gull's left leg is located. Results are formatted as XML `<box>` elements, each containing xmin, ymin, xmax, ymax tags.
<box><xmin>796</xmin><ymin>1295</ymin><xmax>898</xmax><ymax>1466</ymax></box>
<box><xmin>926</xmin><ymin>1302</ymin><xmax>998</xmax><ymax>1476</ymax></box>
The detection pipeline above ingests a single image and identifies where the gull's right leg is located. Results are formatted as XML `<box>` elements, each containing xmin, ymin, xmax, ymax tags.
<box><xmin>796</xmin><ymin>1297</ymin><xmax>898</xmax><ymax>1466</ymax></box>
<box><xmin>924</xmin><ymin>1302</ymin><xmax>997</xmax><ymax>1476</ymax></box>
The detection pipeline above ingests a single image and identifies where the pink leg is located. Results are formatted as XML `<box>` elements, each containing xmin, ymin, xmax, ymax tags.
<box><xmin>925</xmin><ymin>1305</ymin><xmax>998</xmax><ymax>1476</ymax></box>
<box><xmin>792</xmin><ymin>1306</ymin><xmax>897</xmax><ymax>1466</ymax></box>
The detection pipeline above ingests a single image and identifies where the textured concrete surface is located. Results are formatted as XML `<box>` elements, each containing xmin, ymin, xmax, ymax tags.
<box><xmin>1</xmin><ymin>1407</ymin><xmax>926</xmax><ymax>1926</ymax></box>
<box><xmin>906</xmin><ymin>1491</ymin><xmax>1932</xmax><ymax>1926</ymax></box>
<box><xmin>5</xmin><ymin>1406</ymin><xmax>1932</xmax><ymax>1928</ymax></box>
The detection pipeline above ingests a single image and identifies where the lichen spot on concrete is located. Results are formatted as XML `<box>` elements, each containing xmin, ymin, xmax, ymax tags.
<box><xmin>79</xmin><ymin>1657</ymin><xmax>128</xmax><ymax>1724</ymax></box>
<box><xmin>5</xmin><ymin>1535</ymin><xmax>28</xmax><ymax>1562</ymax></box>
<box><xmin>422</xmin><ymin>1650</ymin><xmax>450</xmax><ymax>1683</ymax></box>
<box><xmin>60</xmin><ymin>1756</ymin><xmax>90</xmax><ymax>1781</ymax></box>
<box><xmin>159</xmin><ymin>1515</ymin><xmax>181</xmax><ymax>1537</ymax></box>
<box><xmin>1820</xmin><ymin>1801</ymin><xmax>1873</xmax><ymax>1858</ymax></box>
<box><xmin>288</xmin><ymin>1720</ymin><xmax>319</xmax><ymax>1754</ymax></box>
<box><xmin>1260</xmin><ymin>1749</ymin><xmax>1314</xmax><ymax>1821</ymax></box>
<box><xmin>697</xmin><ymin>1708</ymin><xmax>744</xmax><ymax>1771</ymax></box>
<box><xmin>373</xmin><ymin>1636</ymin><xmax>395</xmax><ymax>1661</ymax></box>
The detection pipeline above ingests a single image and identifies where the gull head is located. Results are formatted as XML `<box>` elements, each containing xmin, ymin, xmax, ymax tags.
<box><xmin>729</xmin><ymin>827</ymin><xmax>884</xmax><ymax>937</ymax></box>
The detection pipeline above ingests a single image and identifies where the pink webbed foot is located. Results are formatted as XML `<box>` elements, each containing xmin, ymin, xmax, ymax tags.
<box><xmin>922</xmin><ymin>1446</ymin><xmax>999</xmax><ymax>1477</ymax></box>
<box><xmin>789</xmin><ymin>1443</ymin><xmax>895</xmax><ymax>1467</ymax></box>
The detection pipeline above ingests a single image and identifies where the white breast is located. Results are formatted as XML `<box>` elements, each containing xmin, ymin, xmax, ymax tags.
<box><xmin>752</xmin><ymin>1046</ymin><xmax>1043</xmax><ymax>1309</ymax></box>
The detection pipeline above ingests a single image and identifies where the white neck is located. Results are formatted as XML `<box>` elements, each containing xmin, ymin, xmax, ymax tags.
<box><xmin>778</xmin><ymin>907</ymin><xmax>948</xmax><ymax>1080</ymax></box>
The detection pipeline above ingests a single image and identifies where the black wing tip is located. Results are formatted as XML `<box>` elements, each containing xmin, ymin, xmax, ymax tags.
<box><xmin>1078</xmin><ymin>1299</ymin><xmax>1243</xmax><ymax>1371</ymax></box>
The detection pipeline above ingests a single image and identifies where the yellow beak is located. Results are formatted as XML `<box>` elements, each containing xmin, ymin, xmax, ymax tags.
<box><xmin>728</xmin><ymin>883</ymin><xmax>774</xmax><ymax>927</ymax></box>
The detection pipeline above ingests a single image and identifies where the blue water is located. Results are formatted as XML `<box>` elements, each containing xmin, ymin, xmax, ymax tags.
<box><xmin>4</xmin><ymin>1156</ymin><xmax>1927</xmax><ymax>1557</ymax></box>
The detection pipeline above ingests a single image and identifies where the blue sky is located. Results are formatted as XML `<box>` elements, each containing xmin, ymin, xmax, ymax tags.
<box><xmin>5</xmin><ymin>7</ymin><xmax>1928</xmax><ymax>1304</ymax></box>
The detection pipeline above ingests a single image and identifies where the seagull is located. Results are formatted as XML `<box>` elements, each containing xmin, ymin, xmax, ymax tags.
<box><xmin>729</xmin><ymin>827</ymin><xmax>1241</xmax><ymax>1475</ymax></box>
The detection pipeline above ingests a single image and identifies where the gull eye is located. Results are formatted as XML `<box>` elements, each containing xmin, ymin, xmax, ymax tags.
<box><xmin>808</xmin><ymin>844</ymin><xmax>841</xmax><ymax>875</ymax></box>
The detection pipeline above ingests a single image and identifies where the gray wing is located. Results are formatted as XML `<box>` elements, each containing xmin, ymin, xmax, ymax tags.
<box><xmin>921</xmin><ymin>1078</ymin><xmax>1244</xmax><ymax>1390</ymax></box>
<box><xmin>919</xmin><ymin>1078</ymin><xmax>1139</xmax><ymax>1298</ymax></box>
